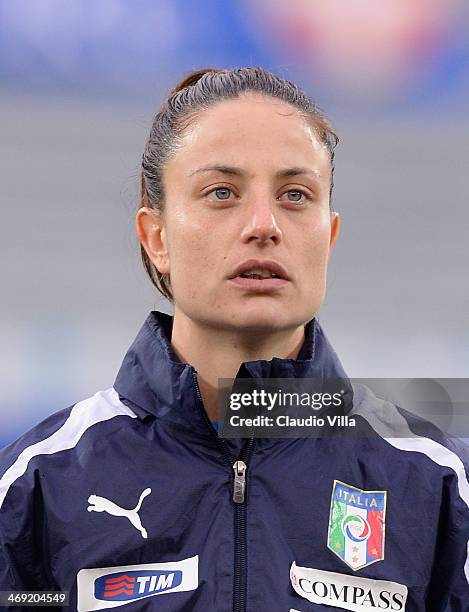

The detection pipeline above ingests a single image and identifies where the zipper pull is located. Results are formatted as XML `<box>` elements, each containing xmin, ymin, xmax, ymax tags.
<box><xmin>233</xmin><ymin>460</ymin><xmax>247</xmax><ymax>504</ymax></box>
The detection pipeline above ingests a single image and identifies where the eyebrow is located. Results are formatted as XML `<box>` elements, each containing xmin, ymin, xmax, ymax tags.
<box><xmin>189</xmin><ymin>164</ymin><xmax>322</xmax><ymax>179</ymax></box>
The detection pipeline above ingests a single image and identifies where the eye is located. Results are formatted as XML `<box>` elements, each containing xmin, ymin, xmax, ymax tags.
<box><xmin>287</xmin><ymin>190</ymin><xmax>303</xmax><ymax>202</ymax></box>
<box><xmin>281</xmin><ymin>189</ymin><xmax>310</xmax><ymax>204</ymax></box>
<box><xmin>207</xmin><ymin>187</ymin><xmax>233</xmax><ymax>201</ymax></box>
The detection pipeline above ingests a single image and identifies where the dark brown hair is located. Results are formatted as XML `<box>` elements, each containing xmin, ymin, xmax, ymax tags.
<box><xmin>140</xmin><ymin>66</ymin><xmax>339</xmax><ymax>302</ymax></box>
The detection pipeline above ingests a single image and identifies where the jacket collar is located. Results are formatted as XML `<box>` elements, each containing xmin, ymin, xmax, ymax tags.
<box><xmin>114</xmin><ymin>310</ymin><xmax>351</xmax><ymax>433</ymax></box>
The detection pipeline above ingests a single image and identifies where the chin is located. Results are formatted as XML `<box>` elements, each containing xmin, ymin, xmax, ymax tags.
<box><xmin>221</xmin><ymin>304</ymin><xmax>303</xmax><ymax>334</ymax></box>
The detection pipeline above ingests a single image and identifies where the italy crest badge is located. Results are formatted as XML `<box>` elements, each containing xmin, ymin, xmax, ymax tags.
<box><xmin>327</xmin><ymin>480</ymin><xmax>387</xmax><ymax>571</ymax></box>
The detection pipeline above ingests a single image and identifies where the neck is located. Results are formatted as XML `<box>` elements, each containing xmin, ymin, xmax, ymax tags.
<box><xmin>170</xmin><ymin>308</ymin><xmax>306</xmax><ymax>421</ymax></box>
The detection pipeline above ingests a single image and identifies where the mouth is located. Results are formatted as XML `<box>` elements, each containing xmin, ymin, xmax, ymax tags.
<box><xmin>228</xmin><ymin>259</ymin><xmax>290</xmax><ymax>291</ymax></box>
<box><xmin>229</xmin><ymin>259</ymin><xmax>290</xmax><ymax>280</ymax></box>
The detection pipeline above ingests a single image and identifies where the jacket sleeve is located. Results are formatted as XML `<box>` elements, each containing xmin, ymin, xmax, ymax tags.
<box><xmin>0</xmin><ymin>450</ymin><xmax>52</xmax><ymax>594</ymax></box>
<box><xmin>425</xmin><ymin>437</ymin><xmax>469</xmax><ymax>611</ymax></box>
<box><xmin>0</xmin><ymin>406</ymin><xmax>76</xmax><ymax>597</ymax></box>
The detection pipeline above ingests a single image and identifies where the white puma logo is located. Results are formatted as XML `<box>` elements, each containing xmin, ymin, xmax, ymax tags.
<box><xmin>87</xmin><ymin>488</ymin><xmax>152</xmax><ymax>539</ymax></box>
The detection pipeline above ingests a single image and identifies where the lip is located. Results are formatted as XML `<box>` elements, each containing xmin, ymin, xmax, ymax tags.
<box><xmin>228</xmin><ymin>276</ymin><xmax>290</xmax><ymax>291</ymax></box>
<box><xmin>228</xmin><ymin>259</ymin><xmax>290</xmax><ymax>281</ymax></box>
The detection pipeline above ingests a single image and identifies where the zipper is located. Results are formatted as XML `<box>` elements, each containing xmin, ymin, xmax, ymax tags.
<box><xmin>233</xmin><ymin>461</ymin><xmax>247</xmax><ymax>503</ymax></box>
<box><xmin>232</xmin><ymin>441</ymin><xmax>254</xmax><ymax>612</ymax></box>
<box><xmin>192</xmin><ymin>370</ymin><xmax>255</xmax><ymax>612</ymax></box>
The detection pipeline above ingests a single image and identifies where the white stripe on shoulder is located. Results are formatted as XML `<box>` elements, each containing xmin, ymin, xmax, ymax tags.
<box><xmin>351</xmin><ymin>382</ymin><xmax>469</xmax><ymax>582</ymax></box>
<box><xmin>0</xmin><ymin>387</ymin><xmax>136</xmax><ymax>510</ymax></box>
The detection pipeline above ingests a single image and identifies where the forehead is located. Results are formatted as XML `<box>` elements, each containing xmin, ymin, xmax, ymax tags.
<box><xmin>168</xmin><ymin>93</ymin><xmax>330</xmax><ymax>176</ymax></box>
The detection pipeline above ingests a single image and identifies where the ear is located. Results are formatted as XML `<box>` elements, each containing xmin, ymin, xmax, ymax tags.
<box><xmin>329</xmin><ymin>211</ymin><xmax>340</xmax><ymax>250</ymax></box>
<box><xmin>135</xmin><ymin>207</ymin><xmax>170</xmax><ymax>274</ymax></box>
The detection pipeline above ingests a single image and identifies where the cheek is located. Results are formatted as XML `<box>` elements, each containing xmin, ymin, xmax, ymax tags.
<box><xmin>167</xmin><ymin>214</ymin><xmax>216</xmax><ymax>277</ymax></box>
<box><xmin>299</xmin><ymin>216</ymin><xmax>332</xmax><ymax>271</ymax></box>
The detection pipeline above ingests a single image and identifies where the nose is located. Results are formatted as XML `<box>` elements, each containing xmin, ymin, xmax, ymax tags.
<box><xmin>240</xmin><ymin>197</ymin><xmax>283</xmax><ymax>245</ymax></box>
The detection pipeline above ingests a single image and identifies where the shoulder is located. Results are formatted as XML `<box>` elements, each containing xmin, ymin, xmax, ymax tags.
<box><xmin>350</xmin><ymin>382</ymin><xmax>469</xmax><ymax>506</ymax></box>
<box><xmin>351</xmin><ymin>382</ymin><xmax>469</xmax><ymax>459</ymax></box>
<box><xmin>0</xmin><ymin>387</ymin><xmax>138</xmax><ymax>512</ymax></box>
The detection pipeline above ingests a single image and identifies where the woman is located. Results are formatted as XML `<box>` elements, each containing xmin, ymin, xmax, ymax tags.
<box><xmin>0</xmin><ymin>67</ymin><xmax>468</xmax><ymax>611</ymax></box>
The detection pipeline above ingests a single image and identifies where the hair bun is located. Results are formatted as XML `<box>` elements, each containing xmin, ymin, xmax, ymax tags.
<box><xmin>169</xmin><ymin>67</ymin><xmax>224</xmax><ymax>95</ymax></box>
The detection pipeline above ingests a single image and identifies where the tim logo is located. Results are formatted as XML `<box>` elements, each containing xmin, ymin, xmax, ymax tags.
<box><xmin>77</xmin><ymin>555</ymin><xmax>198</xmax><ymax>611</ymax></box>
<box><xmin>95</xmin><ymin>570</ymin><xmax>183</xmax><ymax>601</ymax></box>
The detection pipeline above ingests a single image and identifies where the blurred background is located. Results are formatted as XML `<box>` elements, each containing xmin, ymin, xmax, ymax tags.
<box><xmin>1</xmin><ymin>0</ymin><xmax>468</xmax><ymax>447</ymax></box>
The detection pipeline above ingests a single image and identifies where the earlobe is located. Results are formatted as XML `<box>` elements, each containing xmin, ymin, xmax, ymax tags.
<box><xmin>135</xmin><ymin>207</ymin><xmax>170</xmax><ymax>274</ymax></box>
<box><xmin>329</xmin><ymin>211</ymin><xmax>340</xmax><ymax>249</ymax></box>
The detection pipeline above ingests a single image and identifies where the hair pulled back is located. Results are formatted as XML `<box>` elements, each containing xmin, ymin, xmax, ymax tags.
<box><xmin>140</xmin><ymin>66</ymin><xmax>338</xmax><ymax>302</ymax></box>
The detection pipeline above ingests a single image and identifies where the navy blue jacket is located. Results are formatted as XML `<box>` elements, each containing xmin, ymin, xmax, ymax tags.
<box><xmin>1</xmin><ymin>311</ymin><xmax>468</xmax><ymax>611</ymax></box>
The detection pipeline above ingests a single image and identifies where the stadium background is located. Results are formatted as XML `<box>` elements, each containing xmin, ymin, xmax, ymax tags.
<box><xmin>1</xmin><ymin>0</ymin><xmax>468</xmax><ymax>447</ymax></box>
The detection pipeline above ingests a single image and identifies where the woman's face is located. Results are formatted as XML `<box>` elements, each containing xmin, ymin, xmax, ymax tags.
<box><xmin>139</xmin><ymin>93</ymin><xmax>339</xmax><ymax>333</ymax></box>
